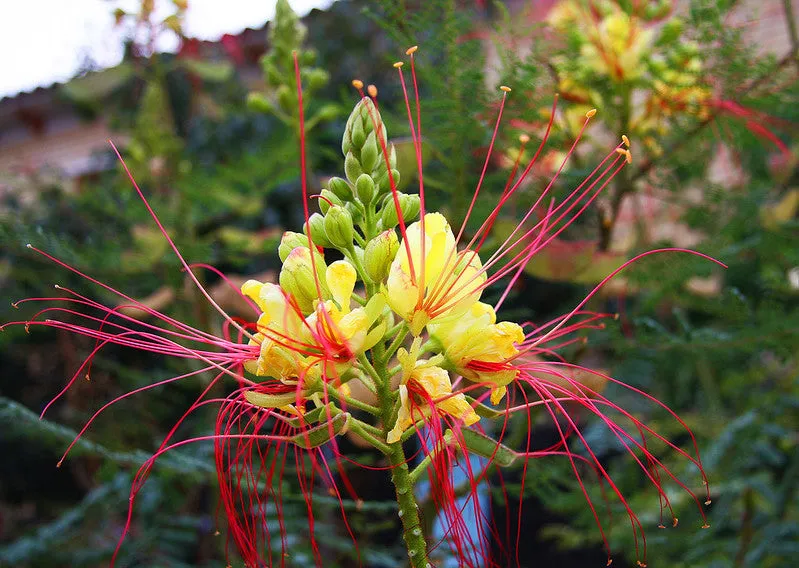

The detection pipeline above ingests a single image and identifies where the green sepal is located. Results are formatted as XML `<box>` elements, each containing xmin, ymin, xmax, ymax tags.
<box><xmin>291</xmin><ymin>412</ymin><xmax>351</xmax><ymax>449</ymax></box>
<box><xmin>284</xmin><ymin>404</ymin><xmax>336</xmax><ymax>428</ymax></box>
<box><xmin>245</xmin><ymin>390</ymin><xmax>301</xmax><ymax>409</ymax></box>
<box><xmin>459</xmin><ymin>428</ymin><xmax>517</xmax><ymax>467</ymax></box>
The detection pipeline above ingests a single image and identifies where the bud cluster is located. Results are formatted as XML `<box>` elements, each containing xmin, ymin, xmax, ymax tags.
<box><xmin>295</xmin><ymin>97</ymin><xmax>419</xmax><ymax>287</ymax></box>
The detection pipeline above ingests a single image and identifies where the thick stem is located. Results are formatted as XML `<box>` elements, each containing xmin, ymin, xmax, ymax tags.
<box><xmin>387</xmin><ymin>442</ymin><xmax>429</xmax><ymax>567</ymax></box>
<box><xmin>375</xmin><ymin>359</ymin><xmax>429</xmax><ymax>567</ymax></box>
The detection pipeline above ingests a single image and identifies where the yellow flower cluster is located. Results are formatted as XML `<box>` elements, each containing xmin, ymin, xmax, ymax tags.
<box><xmin>384</xmin><ymin>214</ymin><xmax>524</xmax><ymax>438</ymax></box>
<box><xmin>241</xmin><ymin>212</ymin><xmax>525</xmax><ymax>441</ymax></box>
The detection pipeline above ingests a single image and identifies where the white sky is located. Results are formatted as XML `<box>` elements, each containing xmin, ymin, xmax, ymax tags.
<box><xmin>0</xmin><ymin>0</ymin><xmax>334</xmax><ymax>98</ymax></box>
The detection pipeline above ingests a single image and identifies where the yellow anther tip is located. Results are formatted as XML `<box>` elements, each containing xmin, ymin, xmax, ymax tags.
<box><xmin>351</xmin><ymin>79</ymin><xmax>364</xmax><ymax>89</ymax></box>
<box><xmin>500</xmin><ymin>85</ymin><xmax>511</xmax><ymax>92</ymax></box>
<box><xmin>701</xmin><ymin>523</ymin><xmax>711</xmax><ymax>529</ymax></box>
<box><xmin>406</xmin><ymin>45</ymin><xmax>418</xmax><ymax>55</ymax></box>
<box><xmin>705</xmin><ymin>499</ymin><xmax>712</xmax><ymax>505</ymax></box>
<box><xmin>26</xmin><ymin>243</ymin><xmax>33</xmax><ymax>248</ymax></box>
<box><xmin>615</xmin><ymin>148</ymin><xmax>633</xmax><ymax>164</ymax></box>
<box><xmin>622</xmin><ymin>134</ymin><xmax>630</xmax><ymax>147</ymax></box>
<box><xmin>519</xmin><ymin>133</ymin><xmax>530</xmax><ymax>144</ymax></box>
<box><xmin>586</xmin><ymin>108</ymin><xmax>597</xmax><ymax>118</ymax></box>
<box><xmin>367</xmin><ymin>84</ymin><xmax>378</xmax><ymax>97</ymax></box>
<box><xmin>393</xmin><ymin>61</ymin><xmax>404</xmax><ymax>68</ymax></box>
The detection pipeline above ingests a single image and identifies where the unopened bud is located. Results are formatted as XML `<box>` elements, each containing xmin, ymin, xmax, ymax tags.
<box><xmin>279</xmin><ymin>246</ymin><xmax>327</xmax><ymax>313</ymax></box>
<box><xmin>364</xmin><ymin>230</ymin><xmax>399</xmax><ymax>282</ymax></box>
<box><xmin>318</xmin><ymin>189</ymin><xmax>342</xmax><ymax>215</ymax></box>
<box><xmin>278</xmin><ymin>231</ymin><xmax>309</xmax><ymax>262</ymax></box>
<box><xmin>380</xmin><ymin>193</ymin><xmax>420</xmax><ymax>228</ymax></box>
<box><xmin>343</xmin><ymin>98</ymin><xmax>386</xmax><ymax>157</ymax></box>
<box><xmin>313</xmin><ymin>103</ymin><xmax>340</xmax><ymax>123</ymax></box>
<box><xmin>355</xmin><ymin>173</ymin><xmax>376</xmax><ymax>204</ymax></box>
<box><xmin>344</xmin><ymin>151</ymin><xmax>364</xmax><ymax>184</ymax></box>
<box><xmin>305</xmin><ymin>212</ymin><xmax>332</xmax><ymax>248</ymax></box>
<box><xmin>327</xmin><ymin>177</ymin><xmax>351</xmax><ymax>201</ymax></box>
<box><xmin>345</xmin><ymin>201</ymin><xmax>363</xmax><ymax>225</ymax></box>
<box><xmin>375</xmin><ymin>168</ymin><xmax>401</xmax><ymax>193</ymax></box>
<box><xmin>306</xmin><ymin>68</ymin><xmax>329</xmax><ymax>90</ymax></box>
<box><xmin>360</xmin><ymin>131</ymin><xmax>380</xmax><ymax>173</ymax></box>
<box><xmin>324</xmin><ymin>206</ymin><xmax>355</xmax><ymax>249</ymax></box>
<box><xmin>276</xmin><ymin>84</ymin><xmax>295</xmax><ymax>112</ymax></box>
<box><xmin>350</xmin><ymin>115</ymin><xmax>366</xmax><ymax>149</ymax></box>
<box><xmin>247</xmin><ymin>92</ymin><xmax>274</xmax><ymax>114</ymax></box>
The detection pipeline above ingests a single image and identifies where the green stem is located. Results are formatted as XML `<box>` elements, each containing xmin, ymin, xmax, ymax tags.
<box><xmin>345</xmin><ymin>246</ymin><xmax>373</xmax><ymax>286</ymax></box>
<box><xmin>328</xmin><ymin>388</ymin><xmax>380</xmax><ymax>415</ymax></box>
<box><xmin>375</xmin><ymin>358</ymin><xmax>429</xmax><ymax>567</ymax></box>
<box><xmin>347</xmin><ymin>418</ymin><xmax>391</xmax><ymax>454</ymax></box>
<box><xmin>409</xmin><ymin>431</ymin><xmax>453</xmax><ymax>484</ymax></box>
<box><xmin>382</xmin><ymin>323</ymin><xmax>410</xmax><ymax>365</ymax></box>
<box><xmin>386</xmin><ymin>435</ymin><xmax>429</xmax><ymax>567</ymax></box>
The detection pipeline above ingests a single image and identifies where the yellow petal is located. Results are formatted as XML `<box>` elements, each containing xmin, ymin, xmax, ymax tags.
<box><xmin>412</xmin><ymin>366</ymin><xmax>479</xmax><ymax>427</ymax></box>
<box><xmin>326</xmin><ymin>260</ymin><xmax>357</xmax><ymax>312</ymax></box>
<box><xmin>387</xmin><ymin>384</ymin><xmax>413</xmax><ymax>443</ymax></box>
<box><xmin>490</xmin><ymin>386</ymin><xmax>507</xmax><ymax>405</ymax></box>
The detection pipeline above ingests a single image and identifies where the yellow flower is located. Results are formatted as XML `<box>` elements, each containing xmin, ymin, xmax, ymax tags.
<box><xmin>306</xmin><ymin>261</ymin><xmax>386</xmax><ymax>370</ymax></box>
<box><xmin>386</xmin><ymin>213</ymin><xmax>485</xmax><ymax>335</ymax></box>
<box><xmin>243</xmin><ymin>262</ymin><xmax>386</xmax><ymax>382</ymax></box>
<box><xmin>579</xmin><ymin>11</ymin><xmax>653</xmax><ymax>82</ymax></box>
<box><xmin>241</xmin><ymin>280</ymin><xmax>308</xmax><ymax>379</ymax></box>
<box><xmin>428</xmin><ymin>302</ymin><xmax>524</xmax><ymax>405</ymax></box>
<box><xmin>387</xmin><ymin>365</ymin><xmax>480</xmax><ymax>444</ymax></box>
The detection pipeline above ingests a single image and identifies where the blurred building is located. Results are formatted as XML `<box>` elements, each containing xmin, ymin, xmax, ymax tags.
<box><xmin>0</xmin><ymin>0</ymin><xmax>796</xmax><ymax>187</ymax></box>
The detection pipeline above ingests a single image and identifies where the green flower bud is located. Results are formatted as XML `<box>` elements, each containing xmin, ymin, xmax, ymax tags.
<box><xmin>319</xmin><ymin>189</ymin><xmax>342</xmax><ymax>215</ymax></box>
<box><xmin>364</xmin><ymin>230</ymin><xmax>399</xmax><ymax>282</ymax></box>
<box><xmin>278</xmin><ymin>231</ymin><xmax>309</xmax><ymax>262</ymax></box>
<box><xmin>327</xmin><ymin>176</ymin><xmax>352</xmax><ymax>201</ymax></box>
<box><xmin>276</xmin><ymin>84</ymin><xmax>295</xmax><ymax>112</ymax></box>
<box><xmin>342</xmin><ymin>98</ymin><xmax>386</xmax><ymax>158</ymax></box>
<box><xmin>263</xmin><ymin>61</ymin><xmax>281</xmax><ymax>87</ymax></box>
<box><xmin>306</xmin><ymin>68</ymin><xmax>329</xmax><ymax>90</ymax></box>
<box><xmin>247</xmin><ymin>92</ymin><xmax>274</xmax><ymax>114</ymax></box>
<box><xmin>304</xmin><ymin>212</ymin><xmax>332</xmax><ymax>247</ymax></box>
<box><xmin>657</xmin><ymin>18</ymin><xmax>683</xmax><ymax>46</ymax></box>
<box><xmin>380</xmin><ymin>193</ymin><xmax>420</xmax><ymax>228</ymax></box>
<box><xmin>360</xmin><ymin>131</ymin><xmax>379</xmax><ymax>173</ymax></box>
<box><xmin>355</xmin><ymin>173</ymin><xmax>376</xmax><ymax>205</ymax></box>
<box><xmin>345</xmin><ymin>201</ymin><xmax>363</xmax><ymax>225</ymax></box>
<box><xmin>301</xmin><ymin>52</ymin><xmax>316</xmax><ymax>67</ymax></box>
<box><xmin>375</xmin><ymin>168</ymin><xmax>401</xmax><ymax>193</ymax></box>
<box><xmin>350</xmin><ymin>115</ymin><xmax>366</xmax><ymax>149</ymax></box>
<box><xmin>279</xmin><ymin>246</ymin><xmax>327</xmax><ymax>313</ymax></box>
<box><xmin>386</xmin><ymin>143</ymin><xmax>397</xmax><ymax>170</ymax></box>
<box><xmin>344</xmin><ymin>151</ymin><xmax>363</xmax><ymax>184</ymax></box>
<box><xmin>312</xmin><ymin>103</ymin><xmax>339</xmax><ymax>123</ymax></box>
<box><xmin>324</xmin><ymin>206</ymin><xmax>355</xmax><ymax>249</ymax></box>
<box><xmin>644</xmin><ymin>0</ymin><xmax>671</xmax><ymax>21</ymax></box>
